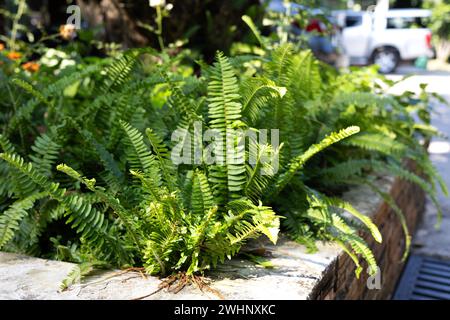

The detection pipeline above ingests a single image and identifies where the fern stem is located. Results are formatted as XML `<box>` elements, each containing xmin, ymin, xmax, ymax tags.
<box><xmin>6</xmin><ymin>84</ymin><xmax>25</xmax><ymax>149</ymax></box>
<box><xmin>155</xmin><ymin>5</ymin><xmax>165</xmax><ymax>51</ymax></box>
<box><xmin>10</xmin><ymin>0</ymin><xmax>26</xmax><ymax>51</ymax></box>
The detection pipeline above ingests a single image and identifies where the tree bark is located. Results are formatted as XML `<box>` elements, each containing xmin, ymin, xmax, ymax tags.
<box><xmin>436</xmin><ymin>40</ymin><xmax>450</xmax><ymax>63</ymax></box>
<box><xmin>76</xmin><ymin>0</ymin><xmax>149</xmax><ymax>48</ymax></box>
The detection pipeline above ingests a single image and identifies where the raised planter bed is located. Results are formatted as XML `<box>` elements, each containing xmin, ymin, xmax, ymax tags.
<box><xmin>311</xmin><ymin>160</ymin><xmax>426</xmax><ymax>299</ymax></box>
<box><xmin>0</xmin><ymin>162</ymin><xmax>425</xmax><ymax>300</ymax></box>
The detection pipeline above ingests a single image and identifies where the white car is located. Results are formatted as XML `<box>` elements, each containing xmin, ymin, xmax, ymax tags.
<box><xmin>333</xmin><ymin>9</ymin><xmax>434</xmax><ymax>73</ymax></box>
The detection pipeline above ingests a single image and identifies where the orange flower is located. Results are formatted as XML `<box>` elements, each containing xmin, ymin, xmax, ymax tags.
<box><xmin>59</xmin><ymin>24</ymin><xmax>77</xmax><ymax>40</ymax></box>
<box><xmin>7</xmin><ymin>51</ymin><xmax>22</xmax><ymax>60</ymax></box>
<box><xmin>22</xmin><ymin>61</ymin><xmax>40</xmax><ymax>73</ymax></box>
<box><xmin>0</xmin><ymin>43</ymin><xmax>5</xmax><ymax>51</ymax></box>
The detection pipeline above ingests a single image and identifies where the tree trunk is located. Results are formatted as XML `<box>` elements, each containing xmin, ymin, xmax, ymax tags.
<box><xmin>76</xmin><ymin>0</ymin><xmax>149</xmax><ymax>48</ymax></box>
<box><xmin>436</xmin><ymin>40</ymin><xmax>450</xmax><ymax>63</ymax></box>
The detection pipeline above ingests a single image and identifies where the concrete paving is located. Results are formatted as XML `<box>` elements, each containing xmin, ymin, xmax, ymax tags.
<box><xmin>387</xmin><ymin>65</ymin><xmax>450</xmax><ymax>260</ymax></box>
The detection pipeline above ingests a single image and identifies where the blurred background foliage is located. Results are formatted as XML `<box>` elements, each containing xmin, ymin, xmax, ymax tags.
<box><xmin>1</xmin><ymin>0</ymin><xmax>448</xmax><ymax>61</ymax></box>
<box><xmin>1</xmin><ymin>0</ymin><xmax>266</xmax><ymax>61</ymax></box>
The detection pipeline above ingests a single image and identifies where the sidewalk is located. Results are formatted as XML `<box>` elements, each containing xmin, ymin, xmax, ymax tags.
<box><xmin>388</xmin><ymin>66</ymin><xmax>450</xmax><ymax>260</ymax></box>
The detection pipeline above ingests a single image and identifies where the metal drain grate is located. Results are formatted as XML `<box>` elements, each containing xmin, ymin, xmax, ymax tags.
<box><xmin>394</xmin><ymin>255</ymin><xmax>450</xmax><ymax>300</ymax></box>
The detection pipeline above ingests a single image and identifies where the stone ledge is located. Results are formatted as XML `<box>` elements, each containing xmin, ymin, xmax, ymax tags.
<box><xmin>0</xmin><ymin>240</ymin><xmax>340</xmax><ymax>300</ymax></box>
<box><xmin>0</xmin><ymin>163</ymin><xmax>425</xmax><ymax>300</ymax></box>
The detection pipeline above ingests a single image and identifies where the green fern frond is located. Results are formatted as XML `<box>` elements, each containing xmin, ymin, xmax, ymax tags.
<box><xmin>57</xmin><ymin>164</ymin><xmax>144</xmax><ymax>252</ymax></box>
<box><xmin>340</xmin><ymin>231</ymin><xmax>378</xmax><ymax>277</ymax></box>
<box><xmin>324</xmin><ymin>196</ymin><xmax>382</xmax><ymax>243</ymax></box>
<box><xmin>145</xmin><ymin>128</ymin><xmax>176</xmax><ymax>191</ymax></box>
<box><xmin>60</xmin><ymin>263</ymin><xmax>93</xmax><ymax>291</ymax></box>
<box><xmin>11</xmin><ymin>78</ymin><xmax>49</xmax><ymax>106</ymax></box>
<box><xmin>101</xmin><ymin>51</ymin><xmax>140</xmax><ymax>93</ymax></box>
<box><xmin>365</xmin><ymin>179</ymin><xmax>411</xmax><ymax>261</ymax></box>
<box><xmin>0</xmin><ymin>134</ymin><xmax>16</xmax><ymax>154</ymax></box>
<box><xmin>186</xmin><ymin>206</ymin><xmax>219</xmax><ymax>274</ymax></box>
<box><xmin>307</xmin><ymin>205</ymin><xmax>377</xmax><ymax>277</ymax></box>
<box><xmin>165</xmin><ymin>74</ymin><xmax>200</xmax><ymax>120</ymax></box>
<box><xmin>344</xmin><ymin>132</ymin><xmax>407</xmax><ymax>157</ymax></box>
<box><xmin>0</xmin><ymin>147</ymin><xmax>43</xmax><ymax>197</ymax></box>
<box><xmin>208</xmin><ymin>51</ymin><xmax>243</xmax><ymax>128</ymax></box>
<box><xmin>244</xmin><ymin>142</ymin><xmax>281</xmax><ymax>202</ymax></box>
<box><xmin>144</xmin><ymin>227</ymin><xmax>180</xmax><ymax>276</ymax></box>
<box><xmin>334</xmin><ymin>239</ymin><xmax>363</xmax><ymax>278</ymax></box>
<box><xmin>0</xmin><ymin>192</ymin><xmax>48</xmax><ymax>249</ymax></box>
<box><xmin>266</xmin><ymin>43</ymin><xmax>293</xmax><ymax>86</ymax></box>
<box><xmin>372</xmin><ymin>160</ymin><xmax>443</xmax><ymax>226</ymax></box>
<box><xmin>411</xmin><ymin>150</ymin><xmax>449</xmax><ymax>197</ymax></box>
<box><xmin>241</xmin><ymin>15</ymin><xmax>266</xmax><ymax>49</ymax></box>
<box><xmin>318</xmin><ymin>159</ymin><xmax>373</xmax><ymax>182</ymax></box>
<box><xmin>273</xmin><ymin>126</ymin><xmax>361</xmax><ymax>195</ymax></box>
<box><xmin>120</xmin><ymin>121</ymin><xmax>156</xmax><ymax>175</ymax></box>
<box><xmin>226</xmin><ymin>199</ymin><xmax>280</xmax><ymax>245</ymax></box>
<box><xmin>43</xmin><ymin>64</ymin><xmax>102</xmax><ymax>98</ymax></box>
<box><xmin>227</xmin><ymin>219</ymin><xmax>260</xmax><ymax>245</ymax></box>
<box><xmin>60</xmin><ymin>261</ymin><xmax>110</xmax><ymax>291</ymax></box>
<box><xmin>289</xmin><ymin>50</ymin><xmax>322</xmax><ymax>102</ymax></box>
<box><xmin>191</xmin><ymin>170</ymin><xmax>215</xmax><ymax>215</ymax></box>
<box><xmin>29</xmin><ymin>132</ymin><xmax>61</xmax><ymax>177</ymax></box>
<box><xmin>0</xmin><ymin>153</ymin><xmax>130</xmax><ymax>263</ymax></box>
<box><xmin>166</xmin><ymin>79</ymin><xmax>203</xmax><ymax>166</ymax></box>
<box><xmin>207</xmin><ymin>52</ymin><xmax>246</xmax><ymax>203</ymax></box>
<box><xmin>130</xmin><ymin>169</ymin><xmax>161</xmax><ymax>201</ymax></box>
<box><xmin>77</xmin><ymin>127</ymin><xmax>124</xmax><ymax>187</ymax></box>
<box><xmin>6</xmin><ymin>98</ymin><xmax>40</xmax><ymax>135</ymax></box>
<box><xmin>240</xmin><ymin>77</ymin><xmax>286</xmax><ymax>124</ymax></box>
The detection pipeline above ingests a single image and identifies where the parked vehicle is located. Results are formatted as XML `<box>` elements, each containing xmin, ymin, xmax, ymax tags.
<box><xmin>264</xmin><ymin>0</ymin><xmax>343</xmax><ymax>66</ymax></box>
<box><xmin>333</xmin><ymin>9</ymin><xmax>434</xmax><ymax>73</ymax></box>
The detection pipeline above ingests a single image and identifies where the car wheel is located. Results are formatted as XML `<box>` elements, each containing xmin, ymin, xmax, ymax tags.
<box><xmin>371</xmin><ymin>47</ymin><xmax>400</xmax><ymax>74</ymax></box>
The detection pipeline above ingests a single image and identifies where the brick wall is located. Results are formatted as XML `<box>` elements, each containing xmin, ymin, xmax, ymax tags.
<box><xmin>310</xmin><ymin>160</ymin><xmax>426</xmax><ymax>300</ymax></box>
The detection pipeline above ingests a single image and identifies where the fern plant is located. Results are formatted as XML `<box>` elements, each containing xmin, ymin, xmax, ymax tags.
<box><xmin>248</xmin><ymin>43</ymin><xmax>447</xmax><ymax>261</ymax></box>
<box><xmin>0</xmin><ymin>36</ymin><xmax>446</xmax><ymax>284</ymax></box>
